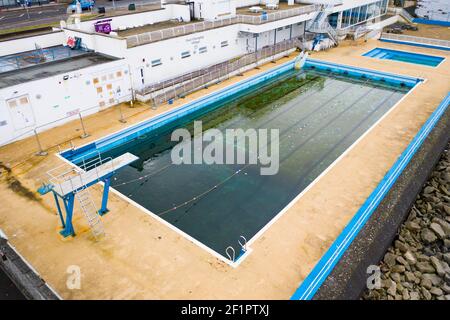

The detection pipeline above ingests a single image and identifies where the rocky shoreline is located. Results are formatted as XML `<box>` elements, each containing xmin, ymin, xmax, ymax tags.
<box><xmin>364</xmin><ymin>143</ymin><xmax>450</xmax><ymax>300</ymax></box>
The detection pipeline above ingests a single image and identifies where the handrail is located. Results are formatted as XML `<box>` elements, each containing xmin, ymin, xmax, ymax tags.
<box><xmin>126</xmin><ymin>4</ymin><xmax>320</xmax><ymax>48</ymax></box>
<box><xmin>137</xmin><ymin>38</ymin><xmax>300</xmax><ymax>104</ymax></box>
<box><xmin>380</xmin><ymin>33</ymin><xmax>450</xmax><ymax>48</ymax></box>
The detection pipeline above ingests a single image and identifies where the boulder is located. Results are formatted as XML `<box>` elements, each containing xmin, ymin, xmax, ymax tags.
<box><xmin>421</xmin><ymin>278</ymin><xmax>433</xmax><ymax>290</ymax></box>
<box><xmin>421</xmin><ymin>228</ymin><xmax>438</xmax><ymax>244</ymax></box>
<box><xmin>404</xmin><ymin>251</ymin><xmax>417</xmax><ymax>265</ymax></box>
<box><xmin>430</xmin><ymin>287</ymin><xmax>443</xmax><ymax>296</ymax></box>
<box><xmin>384</xmin><ymin>252</ymin><xmax>397</xmax><ymax>267</ymax></box>
<box><xmin>409</xmin><ymin>291</ymin><xmax>420</xmax><ymax>300</ymax></box>
<box><xmin>421</xmin><ymin>287</ymin><xmax>432</xmax><ymax>300</ymax></box>
<box><xmin>416</xmin><ymin>262</ymin><xmax>435</xmax><ymax>273</ymax></box>
<box><xmin>430</xmin><ymin>222</ymin><xmax>446</xmax><ymax>239</ymax></box>
<box><xmin>430</xmin><ymin>256</ymin><xmax>445</xmax><ymax>277</ymax></box>
<box><xmin>392</xmin><ymin>265</ymin><xmax>406</xmax><ymax>274</ymax></box>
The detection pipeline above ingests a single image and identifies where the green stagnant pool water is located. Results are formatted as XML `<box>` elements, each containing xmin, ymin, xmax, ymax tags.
<box><xmin>93</xmin><ymin>69</ymin><xmax>408</xmax><ymax>258</ymax></box>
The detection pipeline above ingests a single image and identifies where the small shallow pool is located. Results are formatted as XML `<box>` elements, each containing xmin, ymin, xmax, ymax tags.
<box><xmin>363</xmin><ymin>48</ymin><xmax>444</xmax><ymax>67</ymax></box>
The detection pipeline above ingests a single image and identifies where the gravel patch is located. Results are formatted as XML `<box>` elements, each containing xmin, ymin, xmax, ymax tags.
<box><xmin>363</xmin><ymin>144</ymin><xmax>450</xmax><ymax>300</ymax></box>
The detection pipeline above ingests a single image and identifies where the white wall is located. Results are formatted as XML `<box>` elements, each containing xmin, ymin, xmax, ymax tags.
<box><xmin>236</xmin><ymin>0</ymin><xmax>280</xmax><ymax>7</ymax></box>
<box><xmin>125</xmin><ymin>24</ymin><xmax>245</xmax><ymax>90</ymax></box>
<box><xmin>330</xmin><ymin>0</ymin><xmax>383</xmax><ymax>12</ymax></box>
<box><xmin>69</xmin><ymin>5</ymin><xmax>190</xmax><ymax>33</ymax></box>
<box><xmin>62</xmin><ymin>28</ymin><xmax>128</xmax><ymax>58</ymax></box>
<box><xmin>0</xmin><ymin>32</ymin><xmax>64</xmax><ymax>57</ymax></box>
<box><xmin>0</xmin><ymin>60</ymin><xmax>132</xmax><ymax>146</ymax></box>
<box><xmin>193</xmin><ymin>0</ymin><xmax>237</xmax><ymax>20</ymax></box>
<box><xmin>297</xmin><ymin>0</ymin><xmax>342</xmax><ymax>5</ymax></box>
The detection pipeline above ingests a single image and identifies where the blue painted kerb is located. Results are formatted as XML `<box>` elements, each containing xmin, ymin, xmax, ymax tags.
<box><xmin>291</xmin><ymin>92</ymin><xmax>450</xmax><ymax>300</ymax></box>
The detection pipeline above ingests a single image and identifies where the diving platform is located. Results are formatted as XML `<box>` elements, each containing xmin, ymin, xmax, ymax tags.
<box><xmin>50</xmin><ymin>152</ymin><xmax>138</xmax><ymax>197</ymax></box>
<box><xmin>38</xmin><ymin>152</ymin><xmax>139</xmax><ymax>239</ymax></box>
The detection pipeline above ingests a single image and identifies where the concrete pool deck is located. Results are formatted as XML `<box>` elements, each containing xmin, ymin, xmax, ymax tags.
<box><xmin>0</xmin><ymin>39</ymin><xmax>449</xmax><ymax>299</ymax></box>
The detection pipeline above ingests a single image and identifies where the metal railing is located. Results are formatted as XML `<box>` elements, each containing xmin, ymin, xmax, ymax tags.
<box><xmin>47</xmin><ymin>150</ymin><xmax>114</xmax><ymax>195</ymax></box>
<box><xmin>237</xmin><ymin>4</ymin><xmax>320</xmax><ymax>24</ymax></box>
<box><xmin>380</xmin><ymin>33</ymin><xmax>450</xmax><ymax>49</ymax></box>
<box><xmin>126</xmin><ymin>4</ymin><xmax>319</xmax><ymax>48</ymax></box>
<box><xmin>400</xmin><ymin>8</ymin><xmax>415</xmax><ymax>23</ymax></box>
<box><xmin>139</xmin><ymin>39</ymin><xmax>300</xmax><ymax>107</ymax></box>
<box><xmin>0</xmin><ymin>46</ymin><xmax>88</xmax><ymax>74</ymax></box>
<box><xmin>305</xmin><ymin>3</ymin><xmax>338</xmax><ymax>44</ymax></box>
<box><xmin>2</xmin><ymin>91</ymin><xmax>134</xmax><ymax>153</ymax></box>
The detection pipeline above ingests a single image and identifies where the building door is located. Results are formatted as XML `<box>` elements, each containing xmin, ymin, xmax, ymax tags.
<box><xmin>6</xmin><ymin>95</ymin><xmax>35</xmax><ymax>130</ymax></box>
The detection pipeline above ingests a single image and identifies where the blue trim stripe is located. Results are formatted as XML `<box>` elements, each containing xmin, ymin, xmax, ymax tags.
<box><xmin>306</xmin><ymin>58</ymin><xmax>422</xmax><ymax>87</ymax></box>
<box><xmin>63</xmin><ymin>59</ymin><xmax>421</xmax><ymax>162</ymax></box>
<box><xmin>413</xmin><ymin>18</ymin><xmax>450</xmax><ymax>27</ymax></box>
<box><xmin>380</xmin><ymin>39</ymin><xmax>450</xmax><ymax>52</ymax></box>
<box><xmin>62</xmin><ymin>60</ymin><xmax>296</xmax><ymax>161</ymax></box>
<box><xmin>291</xmin><ymin>92</ymin><xmax>450</xmax><ymax>300</ymax></box>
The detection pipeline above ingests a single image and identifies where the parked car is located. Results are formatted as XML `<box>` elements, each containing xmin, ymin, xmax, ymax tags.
<box><xmin>67</xmin><ymin>0</ymin><xmax>95</xmax><ymax>12</ymax></box>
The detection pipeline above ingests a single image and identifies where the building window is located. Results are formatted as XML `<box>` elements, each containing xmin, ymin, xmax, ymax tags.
<box><xmin>220</xmin><ymin>41</ymin><xmax>229</xmax><ymax>48</ymax></box>
<box><xmin>181</xmin><ymin>51</ymin><xmax>191</xmax><ymax>59</ymax></box>
<box><xmin>199</xmin><ymin>46</ymin><xmax>207</xmax><ymax>54</ymax></box>
<box><xmin>151</xmin><ymin>59</ymin><xmax>162</xmax><ymax>67</ymax></box>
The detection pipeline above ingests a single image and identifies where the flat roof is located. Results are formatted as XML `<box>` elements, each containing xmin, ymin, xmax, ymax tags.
<box><xmin>236</xmin><ymin>3</ymin><xmax>308</xmax><ymax>16</ymax></box>
<box><xmin>117</xmin><ymin>19</ymin><xmax>196</xmax><ymax>37</ymax></box>
<box><xmin>0</xmin><ymin>45</ymin><xmax>87</xmax><ymax>74</ymax></box>
<box><xmin>0</xmin><ymin>52</ymin><xmax>118</xmax><ymax>89</ymax></box>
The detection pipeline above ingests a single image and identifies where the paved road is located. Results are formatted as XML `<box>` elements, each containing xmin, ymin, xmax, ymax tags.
<box><xmin>0</xmin><ymin>0</ymin><xmax>160</xmax><ymax>30</ymax></box>
<box><xmin>0</xmin><ymin>4</ymin><xmax>67</xmax><ymax>29</ymax></box>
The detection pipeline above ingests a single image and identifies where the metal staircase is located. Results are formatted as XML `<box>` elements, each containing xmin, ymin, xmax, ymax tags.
<box><xmin>75</xmin><ymin>187</ymin><xmax>105</xmax><ymax>240</ymax></box>
<box><xmin>306</xmin><ymin>3</ymin><xmax>339</xmax><ymax>46</ymax></box>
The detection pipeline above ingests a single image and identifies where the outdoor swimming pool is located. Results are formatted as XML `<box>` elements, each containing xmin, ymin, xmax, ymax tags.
<box><xmin>363</xmin><ymin>48</ymin><xmax>445</xmax><ymax>67</ymax></box>
<box><xmin>63</xmin><ymin>60</ymin><xmax>419</xmax><ymax>261</ymax></box>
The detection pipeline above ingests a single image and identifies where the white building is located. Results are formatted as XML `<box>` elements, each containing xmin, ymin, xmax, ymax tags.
<box><xmin>0</xmin><ymin>0</ymin><xmax>394</xmax><ymax>146</ymax></box>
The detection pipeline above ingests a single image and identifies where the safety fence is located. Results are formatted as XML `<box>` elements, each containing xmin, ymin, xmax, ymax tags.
<box><xmin>137</xmin><ymin>39</ymin><xmax>300</xmax><ymax>107</ymax></box>
<box><xmin>126</xmin><ymin>4</ymin><xmax>319</xmax><ymax>48</ymax></box>
<box><xmin>2</xmin><ymin>92</ymin><xmax>134</xmax><ymax>155</ymax></box>
<box><xmin>380</xmin><ymin>33</ymin><xmax>450</xmax><ymax>49</ymax></box>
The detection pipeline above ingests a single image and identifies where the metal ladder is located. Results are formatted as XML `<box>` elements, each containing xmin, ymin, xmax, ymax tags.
<box><xmin>75</xmin><ymin>187</ymin><xmax>105</xmax><ymax>240</ymax></box>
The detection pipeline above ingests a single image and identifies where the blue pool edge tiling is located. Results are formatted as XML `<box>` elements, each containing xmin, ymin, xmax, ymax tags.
<box><xmin>412</xmin><ymin>18</ymin><xmax>450</xmax><ymax>27</ymax></box>
<box><xmin>290</xmin><ymin>92</ymin><xmax>450</xmax><ymax>300</ymax></box>
<box><xmin>61</xmin><ymin>58</ymin><xmax>422</xmax><ymax>162</ymax></box>
<box><xmin>363</xmin><ymin>47</ymin><xmax>445</xmax><ymax>67</ymax></box>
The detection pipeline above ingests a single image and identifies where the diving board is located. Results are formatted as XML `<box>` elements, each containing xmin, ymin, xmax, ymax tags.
<box><xmin>38</xmin><ymin>152</ymin><xmax>139</xmax><ymax>238</ymax></box>
<box><xmin>51</xmin><ymin>152</ymin><xmax>138</xmax><ymax>197</ymax></box>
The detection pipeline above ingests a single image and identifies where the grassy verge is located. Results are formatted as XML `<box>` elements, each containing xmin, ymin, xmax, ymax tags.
<box><xmin>0</xmin><ymin>22</ymin><xmax>58</xmax><ymax>37</ymax></box>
